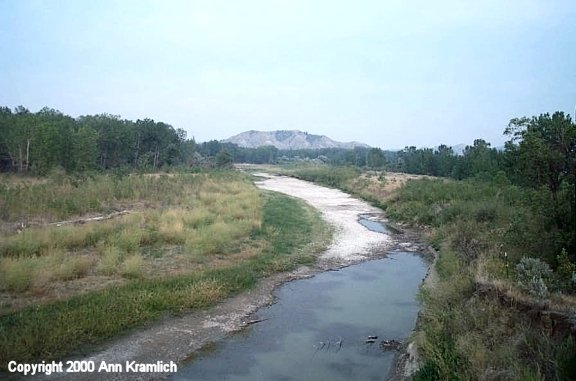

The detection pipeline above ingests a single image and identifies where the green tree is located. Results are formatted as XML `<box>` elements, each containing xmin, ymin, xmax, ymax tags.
<box><xmin>215</xmin><ymin>150</ymin><xmax>233</xmax><ymax>168</ymax></box>
<box><xmin>453</xmin><ymin>139</ymin><xmax>499</xmax><ymax>179</ymax></box>
<box><xmin>505</xmin><ymin>112</ymin><xmax>575</xmax><ymax>197</ymax></box>
<box><xmin>367</xmin><ymin>148</ymin><xmax>386</xmax><ymax>168</ymax></box>
<box><xmin>134</xmin><ymin>119</ymin><xmax>181</xmax><ymax>170</ymax></box>
<box><xmin>0</xmin><ymin>107</ymin><xmax>13</xmax><ymax>170</ymax></box>
<box><xmin>71</xmin><ymin>126</ymin><xmax>99</xmax><ymax>171</ymax></box>
<box><xmin>6</xmin><ymin>106</ymin><xmax>35</xmax><ymax>172</ymax></box>
<box><xmin>78</xmin><ymin>114</ymin><xmax>135</xmax><ymax>169</ymax></box>
<box><xmin>505</xmin><ymin>112</ymin><xmax>576</xmax><ymax>259</ymax></box>
<box><xmin>30</xmin><ymin>107</ymin><xmax>75</xmax><ymax>174</ymax></box>
<box><xmin>435</xmin><ymin>145</ymin><xmax>456</xmax><ymax>177</ymax></box>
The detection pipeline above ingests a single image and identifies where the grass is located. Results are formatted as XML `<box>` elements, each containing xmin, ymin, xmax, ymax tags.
<box><xmin>0</xmin><ymin>171</ymin><xmax>265</xmax><ymax>292</ymax></box>
<box><xmin>0</xmin><ymin>257</ymin><xmax>35</xmax><ymax>292</ymax></box>
<box><xmin>120</xmin><ymin>254</ymin><xmax>144</xmax><ymax>278</ymax></box>
<box><xmin>287</xmin><ymin>164</ymin><xmax>361</xmax><ymax>189</ymax></box>
<box><xmin>0</xmin><ymin>174</ymin><xmax>331</xmax><ymax>370</ymax></box>
<box><xmin>0</xmin><ymin>171</ymin><xmax>223</xmax><ymax>223</ymax></box>
<box><xmin>95</xmin><ymin>246</ymin><xmax>122</xmax><ymax>276</ymax></box>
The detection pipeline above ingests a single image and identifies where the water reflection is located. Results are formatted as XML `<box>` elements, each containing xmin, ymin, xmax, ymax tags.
<box><xmin>357</xmin><ymin>216</ymin><xmax>402</xmax><ymax>235</ymax></box>
<box><xmin>172</xmin><ymin>253</ymin><xmax>427</xmax><ymax>381</ymax></box>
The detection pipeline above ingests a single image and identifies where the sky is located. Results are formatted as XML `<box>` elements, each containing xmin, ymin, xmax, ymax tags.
<box><xmin>1</xmin><ymin>0</ymin><xmax>575</xmax><ymax>149</ymax></box>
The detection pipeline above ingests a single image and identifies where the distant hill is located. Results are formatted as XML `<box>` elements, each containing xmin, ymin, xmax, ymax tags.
<box><xmin>222</xmin><ymin>130</ymin><xmax>370</xmax><ymax>150</ymax></box>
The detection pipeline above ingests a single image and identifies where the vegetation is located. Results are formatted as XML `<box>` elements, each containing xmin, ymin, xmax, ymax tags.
<box><xmin>2</xmin><ymin>102</ymin><xmax>574</xmax><ymax>378</ymax></box>
<box><xmin>283</xmin><ymin>111</ymin><xmax>576</xmax><ymax>380</ymax></box>
<box><xmin>0</xmin><ymin>107</ymin><xmax>199</xmax><ymax>173</ymax></box>
<box><xmin>0</xmin><ymin>104</ymin><xmax>390</xmax><ymax>171</ymax></box>
<box><xmin>0</xmin><ymin>171</ymin><xmax>331</xmax><ymax>369</ymax></box>
<box><xmin>385</xmin><ymin>178</ymin><xmax>575</xmax><ymax>380</ymax></box>
<box><xmin>288</xmin><ymin>165</ymin><xmax>361</xmax><ymax>189</ymax></box>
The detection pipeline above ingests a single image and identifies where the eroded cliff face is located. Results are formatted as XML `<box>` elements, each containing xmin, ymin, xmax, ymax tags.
<box><xmin>473</xmin><ymin>281</ymin><xmax>576</xmax><ymax>341</ymax></box>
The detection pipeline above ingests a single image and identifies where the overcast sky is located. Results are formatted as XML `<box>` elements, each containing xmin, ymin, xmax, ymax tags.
<box><xmin>1</xmin><ymin>0</ymin><xmax>575</xmax><ymax>149</ymax></box>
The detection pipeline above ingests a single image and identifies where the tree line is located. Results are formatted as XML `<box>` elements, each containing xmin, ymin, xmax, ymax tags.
<box><xmin>394</xmin><ymin>112</ymin><xmax>575</xmax><ymax>261</ymax></box>
<box><xmin>0</xmin><ymin>105</ymin><xmax>449</xmax><ymax>173</ymax></box>
<box><xmin>0</xmin><ymin>106</ymin><xmax>198</xmax><ymax>174</ymax></box>
<box><xmin>2</xmin><ymin>107</ymin><xmax>574</xmax><ymax>206</ymax></box>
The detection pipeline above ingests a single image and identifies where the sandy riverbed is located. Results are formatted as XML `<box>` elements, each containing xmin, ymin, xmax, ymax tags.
<box><xmin>39</xmin><ymin>174</ymin><xmax>401</xmax><ymax>381</ymax></box>
<box><xmin>255</xmin><ymin>173</ymin><xmax>391</xmax><ymax>263</ymax></box>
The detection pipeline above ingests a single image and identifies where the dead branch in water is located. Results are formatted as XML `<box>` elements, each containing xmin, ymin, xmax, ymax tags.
<box><xmin>243</xmin><ymin>318</ymin><xmax>269</xmax><ymax>326</ymax></box>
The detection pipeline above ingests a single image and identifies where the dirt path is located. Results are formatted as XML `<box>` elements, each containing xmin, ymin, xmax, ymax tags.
<box><xmin>38</xmin><ymin>175</ymin><xmax>395</xmax><ymax>381</ymax></box>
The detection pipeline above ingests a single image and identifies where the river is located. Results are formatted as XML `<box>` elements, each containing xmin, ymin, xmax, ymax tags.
<box><xmin>169</xmin><ymin>174</ymin><xmax>429</xmax><ymax>380</ymax></box>
<box><xmin>171</xmin><ymin>252</ymin><xmax>427</xmax><ymax>381</ymax></box>
<box><xmin>38</xmin><ymin>174</ymin><xmax>428</xmax><ymax>381</ymax></box>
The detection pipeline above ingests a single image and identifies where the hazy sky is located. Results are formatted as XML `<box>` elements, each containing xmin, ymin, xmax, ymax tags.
<box><xmin>1</xmin><ymin>0</ymin><xmax>575</xmax><ymax>149</ymax></box>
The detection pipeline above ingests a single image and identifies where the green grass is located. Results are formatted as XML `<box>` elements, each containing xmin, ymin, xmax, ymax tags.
<box><xmin>289</xmin><ymin>165</ymin><xmax>360</xmax><ymax>189</ymax></box>
<box><xmin>0</xmin><ymin>191</ymin><xmax>330</xmax><ymax>369</ymax></box>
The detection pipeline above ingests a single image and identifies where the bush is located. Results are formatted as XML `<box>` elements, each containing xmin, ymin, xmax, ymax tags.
<box><xmin>516</xmin><ymin>257</ymin><xmax>553</xmax><ymax>298</ymax></box>
<box><xmin>292</xmin><ymin>165</ymin><xmax>360</xmax><ymax>188</ymax></box>
<box><xmin>556</xmin><ymin>249</ymin><xmax>576</xmax><ymax>293</ymax></box>
<box><xmin>120</xmin><ymin>254</ymin><xmax>144</xmax><ymax>278</ymax></box>
<box><xmin>56</xmin><ymin>256</ymin><xmax>94</xmax><ymax>280</ymax></box>
<box><xmin>448</xmin><ymin>220</ymin><xmax>485</xmax><ymax>262</ymax></box>
<box><xmin>96</xmin><ymin>246</ymin><xmax>122</xmax><ymax>275</ymax></box>
<box><xmin>0</xmin><ymin>257</ymin><xmax>35</xmax><ymax>292</ymax></box>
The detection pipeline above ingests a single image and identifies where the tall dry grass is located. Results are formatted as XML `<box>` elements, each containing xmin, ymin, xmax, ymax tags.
<box><xmin>0</xmin><ymin>171</ymin><xmax>262</xmax><ymax>292</ymax></box>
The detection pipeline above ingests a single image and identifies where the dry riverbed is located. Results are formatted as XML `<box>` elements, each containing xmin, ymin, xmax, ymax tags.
<box><xmin>255</xmin><ymin>173</ymin><xmax>392</xmax><ymax>264</ymax></box>
<box><xmin>38</xmin><ymin>174</ymin><xmax>425</xmax><ymax>381</ymax></box>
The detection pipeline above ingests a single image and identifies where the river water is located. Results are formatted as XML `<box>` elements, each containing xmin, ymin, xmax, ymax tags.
<box><xmin>171</xmin><ymin>251</ymin><xmax>427</xmax><ymax>381</ymax></box>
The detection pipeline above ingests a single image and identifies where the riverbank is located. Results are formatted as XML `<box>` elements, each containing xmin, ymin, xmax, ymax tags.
<box><xmin>5</xmin><ymin>172</ymin><xmax>406</xmax><ymax>380</ymax></box>
<box><xmin>1</xmin><ymin>171</ymin><xmax>330</xmax><ymax>378</ymax></box>
<box><xmin>385</xmin><ymin>176</ymin><xmax>576</xmax><ymax>380</ymax></box>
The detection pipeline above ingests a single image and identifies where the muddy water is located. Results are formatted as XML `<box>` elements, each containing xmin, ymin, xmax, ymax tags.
<box><xmin>171</xmin><ymin>252</ymin><xmax>427</xmax><ymax>381</ymax></box>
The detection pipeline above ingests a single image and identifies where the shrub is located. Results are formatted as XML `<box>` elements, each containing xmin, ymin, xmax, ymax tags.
<box><xmin>120</xmin><ymin>254</ymin><xmax>144</xmax><ymax>278</ymax></box>
<box><xmin>556</xmin><ymin>249</ymin><xmax>576</xmax><ymax>293</ymax></box>
<box><xmin>516</xmin><ymin>257</ymin><xmax>553</xmax><ymax>298</ymax></box>
<box><xmin>0</xmin><ymin>257</ymin><xmax>35</xmax><ymax>292</ymax></box>
<box><xmin>96</xmin><ymin>246</ymin><xmax>122</xmax><ymax>275</ymax></box>
<box><xmin>114</xmin><ymin>227</ymin><xmax>142</xmax><ymax>252</ymax></box>
<box><xmin>1</xmin><ymin>230</ymin><xmax>46</xmax><ymax>257</ymax></box>
<box><xmin>56</xmin><ymin>256</ymin><xmax>94</xmax><ymax>280</ymax></box>
<box><xmin>448</xmin><ymin>220</ymin><xmax>485</xmax><ymax>262</ymax></box>
<box><xmin>292</xmin><ymin>166</ymin><xmax>360</xmax><ymax>188</ymax></box>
